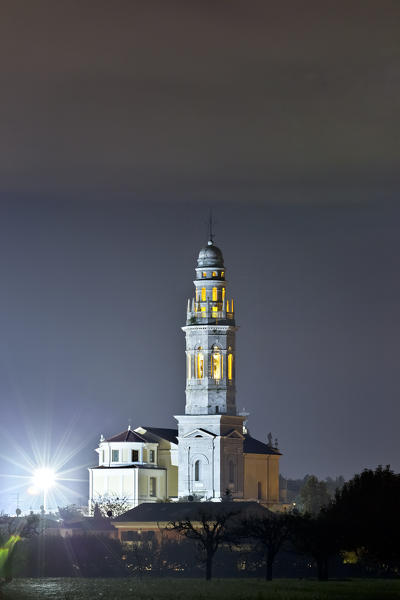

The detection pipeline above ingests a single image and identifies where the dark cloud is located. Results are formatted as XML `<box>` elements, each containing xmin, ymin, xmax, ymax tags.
<box><xmin>0</xmin><ymin>1</ymin><xmax>399</xmax><ymax>199</ymax></box>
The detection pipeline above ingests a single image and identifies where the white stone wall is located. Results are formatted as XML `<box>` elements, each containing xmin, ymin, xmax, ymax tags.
<box><xmin>88</xmin><ymin>467</ymin><xmax>166</xmax><ymax>512</ymax></box>
<box><xmin>175</xmin><ymin>414</ymin><xmax>244</xmax><ymax>500</ymax></box>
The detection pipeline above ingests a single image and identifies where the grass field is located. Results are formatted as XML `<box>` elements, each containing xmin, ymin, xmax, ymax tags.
<box><xmin>2</xmin><ymin>578</ymin><xmax>400</xmax><ymax>600</ymax></box>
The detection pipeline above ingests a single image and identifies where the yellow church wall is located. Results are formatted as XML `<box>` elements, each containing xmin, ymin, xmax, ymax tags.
<box><xmin>243</xmin><ymin>453</ymin><xmax>280</xmax><ymax>504</ymax></box>
<box><xmin>166</xmin><ymin>465</ymin><xmax>178</xmax><ymax>498</ymax></box>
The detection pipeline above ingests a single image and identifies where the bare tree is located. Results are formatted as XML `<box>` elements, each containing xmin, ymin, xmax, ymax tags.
<box><xmin>168</xmin><ymin>507</ymin><xmax>239</xmax><ymax>580</ymax></box>
<box><xmin>90</xmin><ymin>494</ymin><xmax>129</xmax><ymax>518</ymax></box>
<box><xmin>240</xmin><ymin>512</ymin><xmax>292</xmax><ymax>580</ymax></box>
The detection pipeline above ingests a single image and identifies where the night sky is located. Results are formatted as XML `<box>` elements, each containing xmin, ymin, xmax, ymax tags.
<box><xmin>0</xmin><ymin>1</ymin><xmax>400</xmax><ymax>511</ymax></box>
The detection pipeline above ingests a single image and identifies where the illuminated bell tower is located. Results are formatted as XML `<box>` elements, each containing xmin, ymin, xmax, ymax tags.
<box><xmin>183</xmin><ymin>239</ymin><xmax>236</xmax><ymax>415</ymax></box>
<box><xmin>175</xmin><ymin>234</ymin><xmax>244</xmax><ymax>500</ymax></box>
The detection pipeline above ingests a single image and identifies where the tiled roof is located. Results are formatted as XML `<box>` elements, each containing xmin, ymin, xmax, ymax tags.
<box><xmin>243</xmin><ymin>434</ymin><xmax>281</xmax><ymax>456</ymax></box>
<box><xmin>104</xmin><ymin>427</ymin><xmax>280</xmax><ymax>455</ymax></box>
<box><xmin>106</xmin><ymin>429</ymin><xmax>148</xmax><ymax>443</ymax></box>
<box><xmin>61</xmin><ymin>517</ymin><xmax>115</xmax><ymax>531</ymax></box>
<box><xmin>113</xmin><ymin>501</ymin><xmax>270</xmax><ymax>523</ymax></box>
<box><xmin>140</xmin><ymin>427</ymin><xmax>179</xmax><ymax>445</ymax></box>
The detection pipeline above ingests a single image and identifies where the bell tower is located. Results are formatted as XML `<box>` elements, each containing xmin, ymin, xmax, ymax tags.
<box><xmin>175</xmin><ymin>234</ymin><xmax>244</xmax><ymax>500</ymax></box>
<box><xmin>183</xmin><ymin>237</ymin><xmax>237</xmax><ymax>415</ymax></box>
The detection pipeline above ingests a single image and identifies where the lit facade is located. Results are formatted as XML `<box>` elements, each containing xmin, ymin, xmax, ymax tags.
<box><xmin>88</xmin><ymin>236</ymin><xmax>282</xmax><ymax>512</ymax></box>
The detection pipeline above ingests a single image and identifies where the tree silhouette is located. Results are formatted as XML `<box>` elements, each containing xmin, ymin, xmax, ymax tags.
<box><xmin>239</xmin><ymin>512</ymin><xmax>292</xmax><ymax>580</ymax></box>
<box><xmin>292</xmin><ymin>508</ymin><xmax>339</xmax><ymax>581</ymax></box>
<box><xmin>333</xmin><ymin>465</ymin><xmax>400</xmax><ymax>573</ymax></box>
<box><xmin>168</xmin><ymin>507</ymin><xmax>239</xmax><ymax>580</ymax></box>
<box><xmin>300</xmin><ymin>475</ymin><xmax>330</xmax><ymax>515</ymax></box>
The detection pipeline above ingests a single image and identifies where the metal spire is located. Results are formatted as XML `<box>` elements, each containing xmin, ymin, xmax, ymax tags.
<box><xmin>208</xmin><ymin>209</ymin><xmax>214</xmax><ymax>245</ymax></box>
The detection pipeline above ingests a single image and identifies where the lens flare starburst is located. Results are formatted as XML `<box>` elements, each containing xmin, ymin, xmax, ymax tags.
<box><xmin>0</xmin><ymin>411</ymin><xmax>89</xmax><ymax>514</ymax></box>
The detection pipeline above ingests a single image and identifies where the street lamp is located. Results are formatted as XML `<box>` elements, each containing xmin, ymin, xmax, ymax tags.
<box><xmin>31</xmin><ymin>467</ymin><xmax>56</xmax><ymax>513</ymax></box>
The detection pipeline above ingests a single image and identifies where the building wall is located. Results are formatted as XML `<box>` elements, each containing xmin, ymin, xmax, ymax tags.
<box><xmin>176</xmin><ymin>414</ymin><xmax>244</xmax><ymax>499</ymax></box>
<box><xmin>243</xmin><ymin>453</ymin><xmax>280</xmax><ymax>504</ymax></box>
<box><xmin>89</xmin><ymin>467</ymin><xmax>166</xmax><ymax>512</ymax></box>
<box><xmin>157</xmin><ymin>445</ymin><xmax>178</xmax><ymax>499</ymax></box>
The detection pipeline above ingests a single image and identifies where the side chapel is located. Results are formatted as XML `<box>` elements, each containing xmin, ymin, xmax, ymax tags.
<box><xmin>88</xmin><ymin>236</ymin><xmax>282</xmax><ymax>510</ymax></box>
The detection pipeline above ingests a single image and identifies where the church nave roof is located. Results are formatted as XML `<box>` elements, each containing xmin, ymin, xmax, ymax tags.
<box><xmin>106</xmin><ymin>429</ymin><xmax>148</xmax><ymax>443</ymax></box>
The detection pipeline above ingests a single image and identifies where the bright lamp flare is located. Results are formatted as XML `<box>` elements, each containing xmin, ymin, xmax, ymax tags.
<box><xmin>32</xmin><ymin>467</ymin><xmax>56</xmax><ymax>490</ymax></box>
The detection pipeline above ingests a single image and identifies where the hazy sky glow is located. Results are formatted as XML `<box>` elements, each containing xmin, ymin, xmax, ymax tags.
<box><xmin>0</xmin><ymin>1</ymin><xmax>399</xmax><ymax>512</ymax></box>
<box><xmin>1</xmin><ymin>200</ymin><xmax>400</xmax><ymax>512</ymax></box>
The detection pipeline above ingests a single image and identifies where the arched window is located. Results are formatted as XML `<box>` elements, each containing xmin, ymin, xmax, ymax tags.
<box><xmin>221</xmin><ymin>271</ymin><xmax>225</xmax><ymax>278</ymax></box>
<box><xmin>194</xmin><ymin>460</ymin><xmax>200</xmax><ymax>482</ymax></box>
<box><xmin>212</xmin><ymin>345</ymin><xmax>222</xmax><ymax>380</ymax></box>
<box><xmin>197</xmin><ymin>349</ymin><xmax>204</xmax><ymax>379</ymax></box>
<box><xmin>212</xmin><ymin>287</ymin><xmax>217</xmax><ymax>301</ymax></box>
<box><xmin>228</xmin><ymin>353</ymin><xmax>233</xmax><ymax>380</ymax></box>
<box><xmin>222</xmin><ymin>287</ymin><xmax>226</xmax><ymax>301</ymax></box>
<box><xmin>226</xmin><ymin>300</ymin><xmax>230</xmax><ymax>312</ymax></box>
<box><xmin>201</xmin><ymin>287</ymin><xmax>206</xmax><ymax>301</ymax></box>
<box><xmin>229</xmin><ymin>460</ymin><xmax>235</xmax><ymax>484</ymax></box>
<box><xmin>187</xmin><ymin>354</ymin><xmax>192</xmax><ymax>379</ymax></box>
<box><xmin>202</xmin><ymin>271</ymin><xmax>207</xmax><ymax>278</ymax></box>
<box><xmin>212</xmin><ymin>271</ymin><xmax>217</xmax><ymax>277</ymax></box>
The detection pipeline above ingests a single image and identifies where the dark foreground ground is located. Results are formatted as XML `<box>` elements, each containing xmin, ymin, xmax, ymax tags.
<box><xmin>2</xmin><ymin>578</ymin><xmax>400</xmax><ymax>600</ymax></box>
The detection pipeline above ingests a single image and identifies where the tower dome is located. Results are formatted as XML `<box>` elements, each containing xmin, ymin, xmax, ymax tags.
<box><xmin>197</xmin><ymin>241</ymin><xmax>224</xmax><ymax>268</ymax></box>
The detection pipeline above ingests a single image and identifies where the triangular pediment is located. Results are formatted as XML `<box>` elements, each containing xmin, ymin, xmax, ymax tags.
<box><xmin>183</xmin><ymin>428</ymin><xmax>216</xmax><ymax>439</ymax></box>
<box><xmin>225</xmin><ymin>429</ymin><xmax>245</xmax><ymax>440</ymax></box>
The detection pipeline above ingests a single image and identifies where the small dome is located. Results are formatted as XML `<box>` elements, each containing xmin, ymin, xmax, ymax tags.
<box><xmin>197</xmin><ymin>241</ymin><xmax>224</xmax><ymax>268</ymax></box>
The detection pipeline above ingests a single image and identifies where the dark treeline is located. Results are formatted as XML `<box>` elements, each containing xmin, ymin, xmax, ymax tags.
<box><xmin>2</xmin><ymin>466</ymin><xmax>400</xmax><ymax>582</ymax></box>
<box><xmin>5</xmin><ymin>533</ymin><xmax>377</xmax><ymax>580</ymax></box>
<box><xmin>282</xmin><ymin>474</ymin><xmax>345</xmax><ymax>511</ymax></box>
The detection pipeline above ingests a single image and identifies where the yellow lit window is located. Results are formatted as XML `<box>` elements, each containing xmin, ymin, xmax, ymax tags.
<box><xmin>201</xmin><ymin>287</ymin><xmax>206</xmax><ymax>301</ymax></box>
<box><xmin>187</xmin><ymin>354</ymin><xmax>191</xmax><ymax>379</ymax></box>
<box><xmin>212</xmin><ymin>287</ymin><xmax>217</xmax><ymax>301</ymax></box>
<box><xmin>221</xmin><ymin>271</ymin><xmax>225</xmax><ymax>278</ymax></box>
<box><xmin>196</xmin><ymin>289</ymin><xmax>199</xmax><ymax>301</ymax></box>
<box><xmin>226</xmin><ymin>300</ymin><xmax>230</xmax><ymax>312</ymax></box>
<box><xmin>197</xmin><ymin>351</ymin><xmax>204</xmax><ymax>379</ymax></box>
<box><xmin>212</xmin><ymin>347</ymin><xmax>222</xmax><ymax>380</ymax></box>
<box><xmin>212</xmin><ymin>306</ymin><xmax>218</xmax><ymax>316</ymax></box>
<box><xmin>202</xmin><ymin>271</ymin><xmax>207</xmax><ymax>278</ymax></box>
<box><xmin>222</xmin><ymin>288</ymin><xmax>225</xmax><ymax>301</ymax></box>
<box><xmin>212</xmin><ymin>271</ymin><xmax>217</xmax><ymax>277</ymax></box>
<box><xmin>228</xmin><ymin>353</ymin><xmax>233</xmax><ymax>380</ymax></box>
<box><xmin>201</xmin><ymin>306</ymin><xmax>206</xmax><ymax>315</ymax></box>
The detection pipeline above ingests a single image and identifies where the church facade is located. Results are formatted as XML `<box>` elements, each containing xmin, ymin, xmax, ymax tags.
<box><xmin>88</xmin><ymin>237</ymin><xmax>282</xmax><ymax>511</ymax></box>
